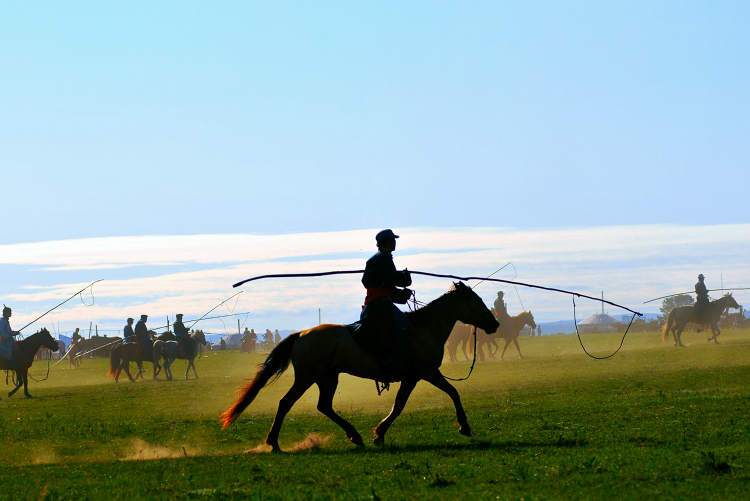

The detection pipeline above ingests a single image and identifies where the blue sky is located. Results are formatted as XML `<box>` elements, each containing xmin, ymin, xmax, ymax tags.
<box><xmin>1</xmin><ymin>2</ymin><xmax>749</xmax><ymax>335</ymax></box>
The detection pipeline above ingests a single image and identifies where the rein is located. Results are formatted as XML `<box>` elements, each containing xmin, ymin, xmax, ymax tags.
<box><xmin>443</xmin><ymin>325</ymin><xmax>479</xmax><ymax>382</ymax></box>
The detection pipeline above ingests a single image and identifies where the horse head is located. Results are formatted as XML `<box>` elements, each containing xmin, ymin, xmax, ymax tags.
<box><xmin>194</xmin><ymin>330</ymin><xmax>208</xmax><ymax>345</ymax></box>
<box><xmin>723</xmin><ymin>293</ymin><xmax>740</xmax><ymax>310</ymax></box>
<box><xmin>452</xmin><ymin>282</ymin><xmax>499</xmax><ymax>334</ymax></box>
<box><xmin>39</xmin><ymin>328</ymin><xmax>60</xmax><ymax>352</ymax></box>
<box><xmin>521</xmin><ymin>311</ymin><xmax>536</xmax><ymax>329</ymax></box>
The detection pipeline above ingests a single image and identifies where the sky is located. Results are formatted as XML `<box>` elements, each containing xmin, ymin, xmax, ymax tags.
<box><xmin>1</xmin><ymin>2</ymin><xmax>748</xmax><ymax>337</ymax></box>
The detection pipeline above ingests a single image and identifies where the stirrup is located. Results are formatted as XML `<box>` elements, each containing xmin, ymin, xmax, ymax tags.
<box><xmin>375</xmin><ymin>380</ymin><xmax>390</xmax><ymax>395</ymax></box>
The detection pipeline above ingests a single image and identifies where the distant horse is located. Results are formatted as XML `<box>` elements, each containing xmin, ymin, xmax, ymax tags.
<box><xmin>153</xmin><ymin>331</ymin><xmax>207</xmax><ymax>380</ymax></box>
<box><xmin>0</xmin><ymin>328</ymin><xmax>60</xmax><ymax>398</ymax></box>
<box><xmin>221</xmin><ymin>282</ymin><xmax>499</xmax><ymax>452</ymax></box>
<box><xmin>662</xmin><ymin>294</ymin><xmax>739</xmax><ymax>347</ymax></box>
<box><xmin>474</xmin><ymin>311</ymin><xmax>537</xmax><ymax>361</ymax></box>
<box><xmin>68</xmin><ymin>339</ymin><xmax>83</xmax><ymax>369</ymax></box>
<box><xmin>107</xmin><ymin>331</ymin><xmax>170</xmax><ymax>382</ymax></box>
<box><xmin>445</xmin><ymin>322</ymin><xmax>472</xmax><ymax>362</ymax></box>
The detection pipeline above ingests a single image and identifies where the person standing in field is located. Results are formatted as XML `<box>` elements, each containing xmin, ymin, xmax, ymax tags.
<box><xmin>274</xmin><ymin>329</ymin><xmax>281</xmax><ymax>346</ymax></box>
<box><xmin>0</xmin><ymin>306</ymin><xmax>21</xmax><ymax>369</ymax></box>
<box><xmin>123</xmin><ymin>318</ymin><xmax>134</xmax><ymax>343</ymax></box>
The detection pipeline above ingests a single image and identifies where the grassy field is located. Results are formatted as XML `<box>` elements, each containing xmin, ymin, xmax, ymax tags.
<box><xmin>1</xmin><ymin>328</ymin><xmax>749</xmax><ymax>500</ymax></box>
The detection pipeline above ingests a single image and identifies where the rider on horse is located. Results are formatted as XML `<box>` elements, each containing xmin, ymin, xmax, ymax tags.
<box><xmin>122</xmin><ymin>318</ymin><xmax>134</xmax><ymax>343</ymax></box>
<box><xmin>0</xmin><ymin>306</ymin><xmax>21</xmax><ymax>369</ymax></box>
<box><xmin>134</xmin><ymin>314</ymin><xmax>153</xmax><ymax>362</ymax></box>
<box><xmin>493</xmin><ymin>291</ymin><xmax>512</xmax><ymax>333</ymax></box>
<box><xmin>694</xmin><ymin>274</ymin><xmax>714</xmax><ymax>326</ymax></box>
<box><xmin>358</xmin><ymin>229</ymin><xmax>412</xmax><ymax>378</ymax></box>
<box><xmin>173</xmin><ymin>314</ymin><xmax>191</xmax><ymax>351</ymax></box>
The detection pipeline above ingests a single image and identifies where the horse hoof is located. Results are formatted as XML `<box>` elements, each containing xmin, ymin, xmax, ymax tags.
<box><xmin>373</xmin><ymin>436</ymin><xmax>384</xmax><ymax>447</ymax></box>
<box><xmin>25</xmin><ymin>395</ymin><xmax>33</xmax><ymax>399</ymax></box>
<box><xmin>459</xmin><ymin>426</ymin><xmax>472</xmax><ymax>437</ymax></box>
<box><xmin>350</xmin><ymin>435</ymin><xmax>365</xmax><ymax>447</ymax></box>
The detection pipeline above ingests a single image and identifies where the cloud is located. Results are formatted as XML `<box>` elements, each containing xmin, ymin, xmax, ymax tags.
<box><xmin>2</xmin><ymin>224</ymin><xmax>748</xmax><ymax>333</ymax></box>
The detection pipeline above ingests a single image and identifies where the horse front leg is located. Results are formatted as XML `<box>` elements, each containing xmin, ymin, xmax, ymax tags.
<box><xmin>186</xmin><ymin>359</ymin><xmax>199</xmax><ymax>379</ymax></box>
<box><xmin>22</xmin><ymin>372</ymin><xmax>32</xmax><ymax>398</ymax></box>
<box><xmin>708</xmin><ymin>324</ymin><xmax>721</xmax><ymax>344</ymax></box>
<box><xmin>513</xmin><ymin>337</ymin><xmax>524</xmax><ymax>359</ymax></box>
<box><xmin>423</xmin><ymin>370</ymin><xmax>472</xmax><ymax>437</ymax></box>
<box><xmin>374</xmin><ymin>378</ymin><xmax>418</xmax><ymax>446</ymax></box>
<box><xmin>500</xmin><ymin>338</ymin><xmax>512</xmax><ymax>359</ymax></box>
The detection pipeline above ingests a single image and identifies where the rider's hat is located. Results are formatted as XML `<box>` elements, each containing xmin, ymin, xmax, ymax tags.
<box><xmin>140</xmin><ymin>314</ymin><xmax>148</xmax><ymax>320</ymax></box>
<box><xmin>497</xmin><ymin>291</ymin><xmax>504</xmax><ymax>296</ymax></box>
<box><xmin>698</xmin><ymin>274</ymin><xmax>705</xmax><ymax>279</ymax></box>
<box><xmin>176</xmin><ymin>313</ymin><xmax>183</xmax><ymax>318</ymax></box>
<box><xmin>376</xmin><ymin>229</ymin><xmax>399</xmax><ymax>244</ymax></box>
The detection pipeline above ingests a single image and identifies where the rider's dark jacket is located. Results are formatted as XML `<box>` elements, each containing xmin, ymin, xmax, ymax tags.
<box><xmin>134</xmin><ymin>319</ymin><xmax>152</xmax><ymax>361</ymax></box>
<box><xmin>174</xmin><ymin>320</ymin><xmax>189</xmax><ymax>339</ymax></box>
<box><xmin>361</xmin><ymin>249</ymin><xmax>412</xmax><ymax>304</ymax></box>
<box><xmin>694</xmin><ymin>280</ymin><xmax>713</xmax><ymax>323</ymax></box>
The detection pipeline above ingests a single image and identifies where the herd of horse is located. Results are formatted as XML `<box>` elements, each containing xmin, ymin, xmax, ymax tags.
<box><xmin>2</xmin><ymin>286</ymin><xmax>742</xmax><ymax>453</ymax></box>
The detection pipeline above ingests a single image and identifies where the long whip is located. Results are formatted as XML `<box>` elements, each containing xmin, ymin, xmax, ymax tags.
<box><xmin>17</xmin><ymin>280</ymin><xmax>103</xmax><ymax>332</ymax></box>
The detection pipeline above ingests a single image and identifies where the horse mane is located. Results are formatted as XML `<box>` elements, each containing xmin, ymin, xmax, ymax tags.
<box><xmin>405</xmin><ymin>283</ymin><xmax>465</xmax><ymax>327</ymax></box>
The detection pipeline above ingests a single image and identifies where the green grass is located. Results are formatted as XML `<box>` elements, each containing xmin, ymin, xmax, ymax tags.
<box><xmin>1</xmin><ymin>329</ymin><xmax>749</xmax><ymax>499</ymax></box>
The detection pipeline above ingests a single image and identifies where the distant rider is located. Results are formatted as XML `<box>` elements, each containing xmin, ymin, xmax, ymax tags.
<box><xmin>0</xmin><ymin>306</ymin><xmax>21</xmax><ymax>369</ymax></box>
<box><xmin>494</xmin><ymin>291</ymin><xmax>512</xmax><ymax>332</ymax></box>
<box><xmin>173</xmin><ymin>313</ymin><xmax>191</xmax><ymax>351</ymax></box>
<box><xmin>134</xmin><ymin>314</ymin><xmax>152</xmax><ymax>361</ymax></box>
<box><xmin>694</xmin><ymin>274</ymin><xmax>714</xmax><ymax>326</ymax></box>
<box><xmin>123</xmin><ymin>318</ymin><xmax>134</xmax><ymax>344</ymax></box>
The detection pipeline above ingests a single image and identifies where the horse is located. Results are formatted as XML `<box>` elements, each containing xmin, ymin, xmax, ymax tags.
<box><xmin>153</xmin><ymin>331</ymin><xmax>207</xmax><ymax>380</ymax></box>
<box><xmin>445</xmin><ymin>322</ymin><xmax>472</xmax><ymax>362</ymax></box>
<box><xmin>220</xmin><ymin>282</ymin><xmax>499</xmax><ymax>452</ymax></box>
<box><xmin>474</xmin><ymin>311</ymin><xmax>537</xmax><ymax>361</ymax></box>
<box><xmin>662</xmin><ymin>294</ymin><xmax>740</xmax><ymax>347</ymax></box>
<box><xmin>107</xmin><ymin>331</ymin><xmax>170</xmax><ymax>382</ymax></box>
<box><xmin>0</xmin><ymin>328</ymin><xmax>60</xmax><ymax>398</ymax></box>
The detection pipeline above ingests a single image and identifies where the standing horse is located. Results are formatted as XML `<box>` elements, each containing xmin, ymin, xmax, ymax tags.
<box><xmin>0</xmin><ymin>328</ymin><xmax>60</xmax><ymax>398</ymax></box>
<box><xmin>474</xmin><ymin>311</ymin><xmax>536</xmax><ymax>361</ymax></box>
<box><xmin>153</xmin><ymin>331</ymin><xmax>207</xmax><ymax>380</ymax></box>
<box><xmin>221</xmin><ymin>282</ymin><xmax>499</xmax><ymax>452</ymax></box>
<box><xmin>662</xmin><ymin>294</ymin><xmax>739</xmax><ymax>347</ymax></box>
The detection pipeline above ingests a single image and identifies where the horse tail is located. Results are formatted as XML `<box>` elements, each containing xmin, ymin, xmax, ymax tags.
<box><xmin>662</xmin><ymin>310</ymin><xmax>673</xmax><ymax>342</ymax></box>
<box><xmin>220</xmin><ymin>332</ymin><xmax>300</xmax><ymax>428</ymax></box>
<box><xmin>108</xmin><ymin>345</ymin><xmax>122</xmax><ymax>377</ymax></box>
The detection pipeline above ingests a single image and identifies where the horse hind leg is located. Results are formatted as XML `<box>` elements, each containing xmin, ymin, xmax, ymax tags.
<box><xmin>316</xmin><ymin>374</ymin><xmax>363</xmax><ymax>447</ymax></box>
<box><xmin>8</xmin><ymin>373</ymin><xmax>22</xmax><ymax>398</ymax></box>
<box><xmin>264</xmin><ymin>379</ymin><xmax>314</xmax><ymax>452</ymax></box>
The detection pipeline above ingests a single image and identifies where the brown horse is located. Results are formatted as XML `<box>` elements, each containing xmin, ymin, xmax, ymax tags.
<box><xmin>107</xmin><ymin>331</ymin><xmax>170</xmax><ymax>382</ymax></box>
<box><xmin>473</xmin><ymin>311</ymin><xmax>536</xmax><ymax>361</ymax></box>
<box><xmin>662</xmin><ymin>294</ymin><xmax>739</xmax><ymax>347</ymax></box>
<box><xmin>221</xmin><ymin>282</ymin><xmax>499</xmax><ymax>452</ymax></box>
<box><xmin>445</xmin><ymin>322</ymin><xmax>472</xmax><ymax>362</ymax></box>
<box><xmin>0</xmin><ymin>328</ymin><xmax>60</xmax><ymax>398</ymax></box>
